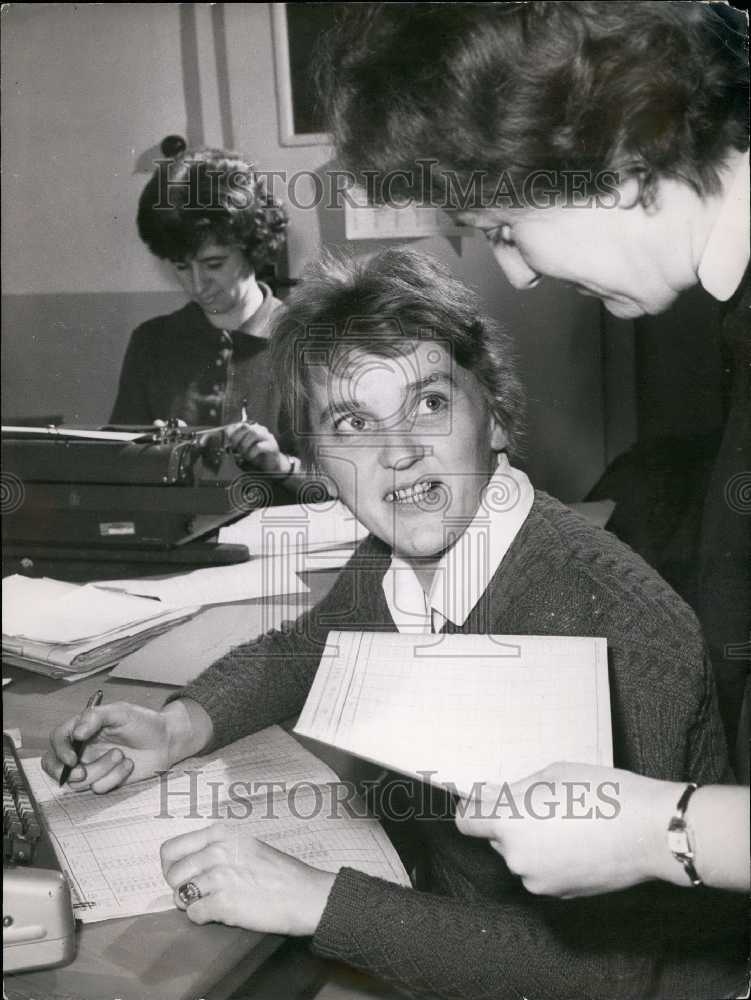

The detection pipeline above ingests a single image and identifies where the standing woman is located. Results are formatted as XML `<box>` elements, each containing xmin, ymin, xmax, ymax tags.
<box><xmin>111</xmin><ymin>147</ymin><xmax>297</xmax><ymax>476</ymax></box>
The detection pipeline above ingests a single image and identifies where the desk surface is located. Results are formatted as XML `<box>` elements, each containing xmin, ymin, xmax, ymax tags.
<box><xmin>3</xmin><ymin>568</ymin><xmax>340</xmax><ymax>1000</ymax></box>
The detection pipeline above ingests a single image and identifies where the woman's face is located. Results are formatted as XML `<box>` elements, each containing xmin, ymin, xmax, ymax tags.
<box><xmin>452</xmin><ymin>176</ymin><xmax>696</xmax><ymax>319</ymax></box>
<box><xmin>172</xmin><ymin>241</ymin><xmax>255</xmax><ymax>316</ymax></box>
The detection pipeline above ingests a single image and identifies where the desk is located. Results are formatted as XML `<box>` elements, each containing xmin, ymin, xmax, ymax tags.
<box><xmin>3</xmin><ymin>566</ymin><xmax>341</xmax><ymax>1000</ymax></box>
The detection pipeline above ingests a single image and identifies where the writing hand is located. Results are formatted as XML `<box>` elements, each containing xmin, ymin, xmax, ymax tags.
<box><xmin>42</xmin><ymin>700</ymin><xmax>206</xmax><ymax>794</ymax></box>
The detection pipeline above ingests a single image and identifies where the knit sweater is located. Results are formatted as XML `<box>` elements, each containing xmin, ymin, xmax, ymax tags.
<box><xmin>181</xmin><ymin>493</ymin><xmax>746</xmax><ymax>1000</ymax></box>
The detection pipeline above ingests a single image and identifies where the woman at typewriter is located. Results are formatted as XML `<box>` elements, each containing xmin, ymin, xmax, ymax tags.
<box><xmin>110</xmin><ymin>147</ymin><xmax>299</xmax><ymax>477</ymax></box>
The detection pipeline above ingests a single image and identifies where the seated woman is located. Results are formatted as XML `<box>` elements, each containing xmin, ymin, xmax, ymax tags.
<box><xmin>46</xmin><ymin>249</ymin><xmax>746</xmax><ymax>1000</ymax></box>
<box><xmin>110</xmin><ymin>147</ymin><xmax>297</xmax><ymax>476</ymax></box>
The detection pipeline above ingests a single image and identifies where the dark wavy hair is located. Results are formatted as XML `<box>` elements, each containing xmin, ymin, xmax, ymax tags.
<box><xmin>323</xmin><ymin>2</ymin><xmax>749</xmax><ymax>207</ymax></box>
<box><xmin>137</xmin><ymin>148</ymin><xmax>288</xmax><ymax>270</ymax></box>
<box><xmin>270</xmin><ymin>247</ymin><xmax>524</xmax><ymax>465</ymax></box>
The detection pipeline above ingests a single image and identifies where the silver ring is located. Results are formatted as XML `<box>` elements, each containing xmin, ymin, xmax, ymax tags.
<box><xmin>178</xmin><ymin>880</ymin><xmax>202</xmax><ymax>906</ymax></box>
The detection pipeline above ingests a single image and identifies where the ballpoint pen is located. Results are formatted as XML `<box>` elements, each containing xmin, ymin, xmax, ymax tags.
<box><xmin>241</xmin><ymin>398</ymin><xmax>249</xmax><ymax>423</ymax></box>
<box><xmin>59</xmin><ymin>689</ymin><xmax>104</xmax><ymax>787</ymax></box>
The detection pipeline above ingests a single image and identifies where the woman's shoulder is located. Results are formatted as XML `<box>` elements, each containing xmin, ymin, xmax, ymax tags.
<box><xmin>131</xmin><ymin>301</ymin><xmax>208</xmax><ymax>343</ymax></box>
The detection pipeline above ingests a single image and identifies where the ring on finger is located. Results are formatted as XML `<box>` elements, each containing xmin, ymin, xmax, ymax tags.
<box><xmin>178</xmin><ymin>880</ymin><xmax>203</xmax><ymax>906</ymax></box>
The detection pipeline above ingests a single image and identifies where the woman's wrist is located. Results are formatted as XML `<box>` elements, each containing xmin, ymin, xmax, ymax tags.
<box><xmin>644</xmin><ymin>779</ymin><xmax>707</xmax><ymax>887</ymax></box>
<box><xmin>278</xmin><ymin>454</ymin><xmax>300</xmax><ymax>479</ymax></box>
<box><xmin>639</xmin><ymin>778</ymin><xmax>689</xmax><ymax>886</ymax></box>
<box><xmin>293</xmin><ymin>868</ymin><xmax>336</xmax><ymax>936</ymax></box>
<box><xmin>162</xmin><ymin>699</ymin><xmax>214</xmax><ymax>765</ymax></box>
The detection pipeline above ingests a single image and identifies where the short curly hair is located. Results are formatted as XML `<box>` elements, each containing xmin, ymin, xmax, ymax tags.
<box><xmin>323</xmin><ymin>2</ymin><xmax>749</xmax><ymax>207</ymax></box>
<box><xmin>270</xmin><ymin>247</ymin><xmax>524</xmax><ymax>465</ymax></box>
<box><xmin>137</xmin><ymin>148</ymin><xmax>288</xmax><ymax>270</ymax></box>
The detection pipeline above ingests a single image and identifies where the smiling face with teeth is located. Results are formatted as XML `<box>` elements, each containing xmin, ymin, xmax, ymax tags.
<box><xmin>309</xmin><ymin>340</ymin><xmax>507</xmax><ymax>566</ymax></box>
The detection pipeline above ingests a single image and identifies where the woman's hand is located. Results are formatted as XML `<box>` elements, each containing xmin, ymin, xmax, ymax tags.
<box><xmin>456</xmin><ymin>761</ymin><xmax>683</xmax><ymax>898</ymax></box>
<box><xmin>225</xmin><ymin>422</ymin><xmax>295</xmax><ymax>476</ymax></box>
<box><xmin>161</xmin><ymin>822</ymin><xmax>336</xmax><ymax>935</ymax></box>
<box><xmin>42</xmin><ymin>700</ymin><xmax>211</xmax><ymax>794</ymax></box>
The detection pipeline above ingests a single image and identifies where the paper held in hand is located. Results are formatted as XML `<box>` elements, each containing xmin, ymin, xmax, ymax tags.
<box><xmin>295</xmin><ymin>631</ymin><xmax>613</xmax><ymax>796</ymax></box>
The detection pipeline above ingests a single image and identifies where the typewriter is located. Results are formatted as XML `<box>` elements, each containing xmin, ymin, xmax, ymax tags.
<box><xmin>3</xmin><ymin>733</ymin><xmax>77</xmax><ymax>973</ymax></box>
<box><xmin>2</xmin><ymin>422</ymin><xmax>295</xmax><ymax>564</ymax></box>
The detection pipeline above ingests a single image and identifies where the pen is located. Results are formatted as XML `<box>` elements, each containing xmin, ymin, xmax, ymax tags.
<box><xmin>241</xmin><ymin>397</ymin><xmax>249</xmax><ymax>423</ymax></box>
<box><xmin>59</xmin><ymin>689</ymin><xmax>104</xmax><ymax>787</ymax></box>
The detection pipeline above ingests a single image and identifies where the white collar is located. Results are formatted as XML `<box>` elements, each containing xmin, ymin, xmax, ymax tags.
<box><xmin>204</xmin><ymin>280</ymin><xmax>270</xmax><ymax>333</ymax></box>
<box><xmin>697</xmin><ymin>150</ymin><xmax>749</xmax><ymax>302</ymax></box>
<box><xmin>382</xmin><ymin>454</ymin><xmax>534</xmax><ymax>633</ymax></box>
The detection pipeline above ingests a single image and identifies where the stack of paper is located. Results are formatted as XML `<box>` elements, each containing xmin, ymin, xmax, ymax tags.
<box><xmin>2</xmin><ymin>575</ymin><xmax>198</xmax><ymax>681</ymax></box>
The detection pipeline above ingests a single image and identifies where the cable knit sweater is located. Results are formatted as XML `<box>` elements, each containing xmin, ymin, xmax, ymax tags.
<box><xmin>180</xmin><ymin>493</ymin><xmax>747</xmax><ymax>1000</ymax></box>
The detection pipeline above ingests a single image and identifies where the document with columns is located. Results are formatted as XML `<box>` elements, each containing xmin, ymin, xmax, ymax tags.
<box><xmin>295</xmin><ymin>631</ymin><xmax>612</xmax><ymax>796</ymax></box>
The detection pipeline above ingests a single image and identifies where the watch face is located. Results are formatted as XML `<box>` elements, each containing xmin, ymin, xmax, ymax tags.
<box><xmin>667</xmin><ymin>826</ymin><xmax>691</xmax><ymax>857</ymax></box>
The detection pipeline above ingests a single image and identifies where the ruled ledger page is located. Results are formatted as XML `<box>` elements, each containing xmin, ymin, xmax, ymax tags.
<box><xmin>22</xmin><ymin>726</ymin><xmax>409</xmax><ymax>923</ymax></box>
<box><xmin>295</xmin><ymin>632</ymin><xmax>613</xmax><ymax>796</ymax></box>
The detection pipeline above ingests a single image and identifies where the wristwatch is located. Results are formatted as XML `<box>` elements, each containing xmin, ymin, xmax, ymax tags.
<box><xmin>666</xmin><ymin>783</ymin><xmax>703</xmax><ymax>886</ymax></box>
<box><xmin>281</xmin><ymin>455</ymin><xmax>301</xmax><ymax>480</ymax></box>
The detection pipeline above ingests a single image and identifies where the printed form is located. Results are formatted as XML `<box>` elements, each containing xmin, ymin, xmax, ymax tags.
<box><xmin>22</xmin><ymin>726</ymin><xmax>409</xmax><ymax>923</ymax></box>
<box><xmin>296</xmin><ymin>631</ymin><xmax>613</xmax><ymax>795</ymax></box>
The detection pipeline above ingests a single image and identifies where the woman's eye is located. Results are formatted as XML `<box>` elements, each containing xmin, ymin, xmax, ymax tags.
<box><xmin>485</xmin><ymin>224</ymin><xmax>514</xmax><ymax>247</ymax></box>
<box><xmin>416</xmin><ymin>393</ymin><xmax>446</xmax><ymax>415</ymax></box>
<box><xmin>335</xmin><ymin>414</ymin><xmax>368</xmax><ymax>433</ymax></box>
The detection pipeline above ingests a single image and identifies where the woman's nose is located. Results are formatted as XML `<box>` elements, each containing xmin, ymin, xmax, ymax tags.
<box><xmin>191</xmin><ymin>265</ymin><xmax>211</xmax><ymax>295</ymax></box>
<box><xmin>377</xmin><ymin>439</ymin><xmax>427</xmax><ymax>471</ymax></box>
<box><xmin>490</xmin><ymin>244</ymin><xmax>542</xmax><ymax>290</ymax></box>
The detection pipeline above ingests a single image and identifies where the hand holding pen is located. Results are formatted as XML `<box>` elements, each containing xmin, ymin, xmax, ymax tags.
<box><xmin>224</xmin><ymin>398</ymin><xmax>296</xmax><ymax>476</ymax></box>
<box><xmin>44</xmin><ymin>699</ymin><xmax>182</xmax><ymax>793</ymax></box>
<box><xmin>58</xmin><ymin>690</ymin><xmax>104</xmax><ymax>786</ymax></box>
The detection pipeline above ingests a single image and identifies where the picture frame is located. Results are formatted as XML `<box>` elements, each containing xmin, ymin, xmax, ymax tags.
<box><xmin>270</xmin><ymin>3</ymin><xmax>338</xmax><ymax>147</ymax></box>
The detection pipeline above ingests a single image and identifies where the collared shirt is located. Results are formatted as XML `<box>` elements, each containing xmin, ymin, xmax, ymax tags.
<box><xmin>382</xmin><ymin>454</ymin><xmax>534</xmax><ymax>633</ymax></box>
<box><xmin>110</xmin><ymin>282</ymin><xmax>284</xmax><ymax>430</ymax></box>
<box><xmin>697</xmin><ymin>150</ymin><xmax>750</xmax><ymax>302</ymax></box>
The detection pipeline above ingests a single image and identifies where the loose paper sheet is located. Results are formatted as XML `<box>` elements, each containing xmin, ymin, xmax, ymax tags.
<box><xmin>109</xmin><ymin>599</ymin><xmax>308</xmax><ymax>685</ymax></box>
<box><xmin>296</xmin><ymin>631</ymin><xmax>613</xmax><ymax>796</ymax></box>
<box><xmin>93</xmin><ymin>557</ymin><xmax>309</xmax><ymax>609</ymax></box>
<box><xmin>22</xmin><ymin>726</ymin><xmax>409</xmax><ymax>923</ymax></box>
<box><xmin>218</xmin><ymin>501</ymin><xmax>368</xmax><ymax>553</ymax></box>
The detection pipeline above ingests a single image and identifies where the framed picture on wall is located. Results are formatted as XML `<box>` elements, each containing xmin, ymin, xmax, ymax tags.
<box><xmin>271</xmin><ymin>3</ymin><xmax>344</xmax><ymax>147</ymax></box>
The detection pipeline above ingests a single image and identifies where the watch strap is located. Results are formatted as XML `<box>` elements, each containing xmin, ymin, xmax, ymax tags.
<box><xmin>667</xmin><ymin>782</ymin><xmax>703</xmax><ymax>887</ymax></box>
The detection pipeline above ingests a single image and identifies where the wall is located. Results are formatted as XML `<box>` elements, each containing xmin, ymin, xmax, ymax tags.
<box><xmin>1</xmin><ymin>3</ymin><xmax>612</xmax><ymax>501</ymax></box>
<box><xmin>2</xmin><ymin>3</ymin><xmax>189</xmax><ymax>423</ymax></box>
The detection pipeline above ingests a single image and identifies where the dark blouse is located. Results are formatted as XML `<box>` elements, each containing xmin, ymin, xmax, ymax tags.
<box><xmin>110</xmin><ymin>284</ymin><xmax>283</xmax><ymax>435</ymax></box>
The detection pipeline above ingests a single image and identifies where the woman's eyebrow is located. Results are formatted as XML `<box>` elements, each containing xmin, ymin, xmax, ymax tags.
<box><xmin>318</xmin><ymin>371</ymin><xmax>456</xmax><ymax>426</ymax></box>
<box><xmin>195</xmin><ymin>253</ymin><xmax>228</xmax><ymax>263</ymax></box>
<box><xmin>318</xmin><ymin>398</ymin><xmax>370</xmax><ymax>426</ymax></box>
<box><xmin>409</xmin><ymin>372</ymin><xmax>455</xmax><ymax>391</ymax></box>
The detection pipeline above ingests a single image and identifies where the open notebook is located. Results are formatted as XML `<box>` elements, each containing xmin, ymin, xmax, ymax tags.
<box><xmin>21</xmin><ymin>726</ymin><xmax>408</xmax><ymax>923</ymax></box>
<box><xmin>295</xmin><ymin>631</ymin><xmax>613</xmax><ymax>796</ymax></box>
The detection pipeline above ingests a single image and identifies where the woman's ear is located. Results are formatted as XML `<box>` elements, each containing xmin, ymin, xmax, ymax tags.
<box><xmin>490</xmin><ymin>418</ymin><xmax>508</xmax><ymax>452</ymax></box>
<box><xmin>616</xmin><ymin>172</ymin><xmax>645</xmax><ymax>211</ymax></box>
